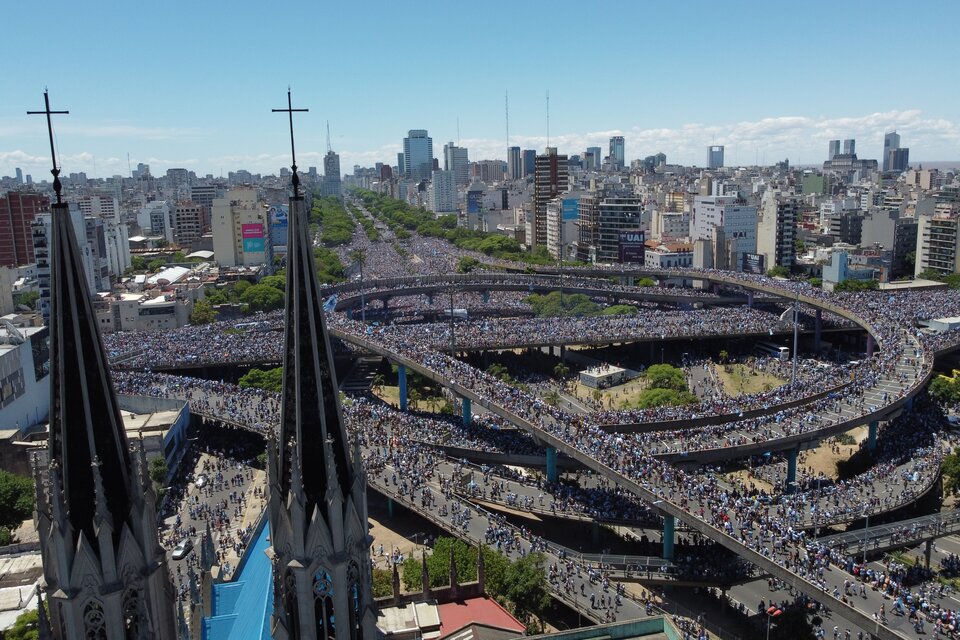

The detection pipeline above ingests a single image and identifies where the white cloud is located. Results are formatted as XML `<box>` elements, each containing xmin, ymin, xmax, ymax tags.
<box><xmin>3</xmin><ymin>109</ymin><xmax>958</xmax><ymax>178</ymax></box>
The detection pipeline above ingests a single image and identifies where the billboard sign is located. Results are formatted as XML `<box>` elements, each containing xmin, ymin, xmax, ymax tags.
<box><xmin>742</xmin><ymin>252</ymin><xmax>765</xmax><ymax>274</ymax></box>
<box><xmin>242</xmin><ymin>223</ymin><xmax>265</xmax><ymax>252</ymax></box>
<box><xmin>618</xmin><ymin>230</ymin><xmax>645</xmax><ymax>263</ymax></box>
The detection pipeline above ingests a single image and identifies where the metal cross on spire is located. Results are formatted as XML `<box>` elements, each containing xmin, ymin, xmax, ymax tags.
<box><xmin>272</xmin><ymin>88</ymin><xmax>308</xmax><ymax>196</ymax></box>
<box><xmin>27</xmin><ymin>90</ymin><xmax>69</xmax><ymax>204</ymax></box>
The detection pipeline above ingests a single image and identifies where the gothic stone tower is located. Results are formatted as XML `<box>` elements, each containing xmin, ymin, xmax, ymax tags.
<box><xmin>31</xmin><ymin>94</ymin><xmax>176</xmax><ymax>639</ymax></box>
<box><xmin>267</xmin><ymin>98</ymin><xmax>378</xmax><ymax>640</ymax></box>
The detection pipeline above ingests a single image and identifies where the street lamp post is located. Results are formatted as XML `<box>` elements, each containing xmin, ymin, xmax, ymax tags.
<box><xmin>765</xmin><ymin>606</ymin><xmax>781</xmax><ymax>640</ymax></box>
<box><xmin>863</xmin><ymin>511</ymin><xmax>870</xmax><ymax>565</ymax></box>
<box><xmin>791</xmin><ymin>293</ymin><xmax>799</xmax><ymax>388</ymax></box>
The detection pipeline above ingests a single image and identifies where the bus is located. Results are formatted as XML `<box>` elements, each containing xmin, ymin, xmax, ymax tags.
<box><xmin>754</xmin><ymin>341</ymin><xmax>790</xmax><ymax>361</ymax></box>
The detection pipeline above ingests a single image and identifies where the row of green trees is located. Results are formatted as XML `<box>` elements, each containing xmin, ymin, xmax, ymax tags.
<box><xmin>312</xmin><ymin>196</ymin><xmax>356</xmax><ymax>247</ymax></box>
<box><xmin>523</xmin><ymin>291</ymin><xmax>637</xmax><ymax>318</ymax></box>
<box><xmin>347</xmin><ymin>203</ymin><xmax>380</xmax><ymax>241</ymax></box>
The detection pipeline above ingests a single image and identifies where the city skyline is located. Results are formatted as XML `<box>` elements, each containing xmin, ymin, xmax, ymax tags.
<box><xmin>2</xmin><ymin>0</ymin><xmax>960</xmax><ymax>177</ymax></box>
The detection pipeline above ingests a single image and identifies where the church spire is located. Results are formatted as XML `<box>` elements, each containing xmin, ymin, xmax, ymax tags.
<box><xmin>30</xmin><ymin>90</ymin><xmax>176</xmax><ymax>640</ymax></box>
<box><xmin>268</xmin><ymin>89</ymin><xmax>377</xmax><ymax>640</ymax></box>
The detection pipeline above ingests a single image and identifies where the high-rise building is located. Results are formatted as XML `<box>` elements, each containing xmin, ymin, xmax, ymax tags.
<box><xmin>883</xmin><ymin>131</ymin><xmax>909</xmax><ymax>172</ymax></box>
<box><xmin>267</xmin><ymin>175</ymin><xmax>377</xmax><ymax>640</ymax></box>
<box><xmin>166</xmin><ymin>167</ymin><xmax>191</xmax><ymax>188</ymax></box>
<box><xmin>708</xmin><ymin>145</ymin><xmax>725</xmax><ymax>169</ymax></box>
<box><xmin>828</xmin><ymin>140</ymin><xmax>841</xmax><ymax>160</ymax></box>
<box><xmin>843</xmin><ymin>139</ymin><xmax>856</xmax><ymax>156</ymax></box>
<box><xmin>757</xmin><ymin>191</ymin><xmax>799</xmax><ymax>269</ymax></box>
<box><xmin>0</xmin><ymin>191</ymin><xmax>49</xmax><ymax>266</ymax></box>
<box><xmin>429</xmin><ymin>170</ymin><xmax>456</xmax><ymax>213</ymax></box>
<box><xmin>173</xmin><ymin>202</ymin><xmax>207</xmax><ymax>247</ymax></box>
<box><xmin>609</xmin><ymin>136</ymin><xmax>625</xmax><ymax>169</ymax></box>
<box><xmin>189</xmin><ymin>184</ymin><xmax>220</xmax><ymax>211</ymax></box>
<box><xmin>77</xmin><ymin>194</ymin><xmax>120</xmax><ymax>221</ymax></box>
<box><xmin>137</xmin><ymin>201</ymin><xmax>174</xmax><ymax>242</ymax></box>
<box><xmin>403</xmin><ymin>129</ymin><xmax>434</xmax><ymax>181</ymax></box>
<box><xmin>586</xmin><ymin>146</ymin><xmax>602</xmax><ymax>171</ymax></box>
<box><xmin>577</xmin><ymin>187</ymin><xmax>643</xmax><ymax>263</ymax></box>
<box><xmin>507</xmin><ymin>146</ymin><xmax>522</xmax><ymax>180</ymax></box>
<box><xmin>473</xmin><ymin>160</ymin><xmax>504</xmax><ymax>184</ymax></box>
<box><xmin>35</xmin><ymin>187</ymin><xmax>176</xmax><ymax>638</ymax></box>
<box><xmin>533</xmin><ymin>148</ymin><xmax>568</xmax><ymax>247</ymax></box>
<box><xmin>692</xmin><ymin>195</ymin><xmax>757</xmax><ymax>270</ymax></box>
<box><xmin>211</xmin><ymin>187</ymin><xmax>272</xmax><ymax>267</ymax></box>
<box><xmin>443</xmin><ymin>142</ymin><xmax>470</xmax><ymax>186</ymax></box>
<box><xmin>522</xmin><ymin>149</ymin><xmax>536</xmax><ymax>177</ymax></box>
<box><xmin>14</xmin><ymin>168</ymin><xmax>23</xmax><ymax>185</ymax></box>
<box><xmin>322</xmin><ymin>150</ymin><xmax>342</xmax><ymax>199</ymax></box>
<box><xmin>916</xmin><ymin>212</ymin><xmax>960</xmax><ymax>277</ymax></box>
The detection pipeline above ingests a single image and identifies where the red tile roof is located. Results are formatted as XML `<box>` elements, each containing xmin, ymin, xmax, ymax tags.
<box><xmin>438</xmin><ymin>597</ymin><xmax>525</xmax><ymax>638</ymax></box>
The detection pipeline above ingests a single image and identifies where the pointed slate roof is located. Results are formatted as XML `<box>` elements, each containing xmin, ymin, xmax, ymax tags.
<box><xmin>48</xmin><ymin>201</ymin><xmax>131</xmax><ymax>548</ymax></box>
<box><xmin>277</xmin><ymin>194</ymin><xmax>352</xmax><ymax>519</ymax></box>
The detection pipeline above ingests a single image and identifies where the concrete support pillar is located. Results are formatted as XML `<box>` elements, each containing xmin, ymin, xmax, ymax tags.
<box><xmin>786</xmin><ymin>448</ymin><xmax>799</xmax><ymax>492</ymax></box>
<box><xmin>398</xmin><ymin>364</ymin><xmax>408</xmax><ymax>412</ymax></box>
<box><xmin>662</xmin><ymin>516</ymin><xmax>675</xmax><ymax>561</ymax></box>
<box><xmin>545</xmin><ymin>446</ymin><xmax>558</xmax><ymax>483</ymax></box>
<box><xmin>482</xmin><ymin>290</ymin><xmax>490</xmax><ymax>303</ymax></box>
<box><xmin>925</xmin><ymin>540</ymin><xmax>933</xmax><ymax>569</ymax></box>
<box><xmin>814</xmin><ymin>309</ymin><xmax>822</xmax><ymax>353</ymax></box>
<box><xmin>461</xmin><ymin>397</ymin><xmax>472</xmax><ymax>426</ymax></box>
<box><xmin>747</xmin><ymin>291</ymin><xmax>754</xmax><ymax>309</ymax></box>
<box><xmin>868</xmin><ymin>421</ymin><xmax>878</xmax><ymax>452</ymax></box>
<box><xmin>866</xmin><ymin>334</ymin><xmax>875</xmax><ymax>358</ymax></box>
<box><xmin>592</xmin><ymin>521</ymin><xmax>601</xmax><ymax>546</ymax></box>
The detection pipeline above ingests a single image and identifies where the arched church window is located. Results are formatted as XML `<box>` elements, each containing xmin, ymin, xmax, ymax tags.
<box><xmin>83</xmin><ymin>600</ymin><xmax>107</xmax><ymax>640</ymax></box>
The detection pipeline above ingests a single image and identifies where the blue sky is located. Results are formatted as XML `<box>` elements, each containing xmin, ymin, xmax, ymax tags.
<box><xmin>2</xmin><ymin>0</ymin><xmax>959</xmax><ymax>178</ymax></box>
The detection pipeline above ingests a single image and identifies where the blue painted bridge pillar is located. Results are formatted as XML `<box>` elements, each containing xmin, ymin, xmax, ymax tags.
<box><xmin>545</xmin><ymin>446</ymin><xmax>558</xmax><ymax>483</ymax></box>
<box><xmin>461</xmin><ymin>397</ymin><xmax>472</xmax><ymax>426</ymax></box>
<box><xmin>662</xmin><ymin>515</ymin><xmax>675</xmax><ymax>561</ymax></box>
<box><xmin>398</xmin><ymin>364</ymin><xmax>408</xmax><ymax>412</ymax></box>
<box><xmin>786</xmin><ymin>448</ymin><xmax>799</xmax><ymax>492</ymax></box>
<box><xmin>868</xmin><ymin>420</ymin><xmax>878</xmax><ymax>452</ymax></box>
<box><xmin>814</xmin><ymin>309</ymin><xmax>822</xmax><ymax>353</ymax></box>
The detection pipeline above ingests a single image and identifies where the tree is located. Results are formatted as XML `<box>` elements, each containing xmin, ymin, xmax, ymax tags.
<box><xmin>832</xmin><ymin>279</ymin><xmax>878</xmax><ymax>292</ymax></box>
<box><xmin>0</xmin><ymin>470</ymin><xmax>33</xmax><ymax>531</ymax></box>
<box><xmin>543</xmin><ymin>391</ymin><xmax>560</xmax><ymax>406</ymax></box>
<box><xmin>190</xmin><ymin>299</ymin><xmax>219</xmax><ymax>325</ymax></box>
<box><xmin>645</xmin><ymin>364</ymin><xmax>687</xmax><ymax>391</ymax></box>
<box><xmin>553</xmin><ymin>363</ymin><xmax>570</xmax><ymax>379</ymax></box>
<box><xmin>635</xmin><ymin>387</ymin><xmax>698</xmax><ymax>409</ymax></box>
<box><xmin>240</xmin><ymin>283</ymin><xmax>285</xmax><ymax>312</ymax></box>
<box><xmin>130</xmin><ymin>255</ymin><xmax>147</xmax><ymax>272</ymax></box>
<box><xmin>259</xmin><ymin>275</ymin><xmax>286</xmax><ymax>291</ymax></box>
<box><xmin>238</xmin><ymin>367</ymin><xmax>284</xmax><ymax>392</ymax></box>
<box><xmin>148</xmin><ymin>456</ymin><xmax>168</xmax><ymax>491</ymax></box>
<box><xmin>371</xmin><ymin>373</ymin><xmax>385</xmax><ymax>395</ymax></box>
<box><xmin>636</xmin><ymin>277</ymin><xmax>657</xmax><ymax>287</ymax></box>
<box><xmin>766</xmin><ymin>265</ymin><xmax>790</xmax><ymax>278</ymax></box>
<box><xmin>5</xmin><ymin>607</ymin><xmax>41</xmax><ymax>640</ymax></box>
<box><xmin>372</xmin><ymin>568</ymin><xmax>393</xmax><ymax>598</ymax></box>
<box><xmin>408</xmin><ymin>389</ymin><xmax>422</xmax><ymax>410</ymax></box>
<box><xmin>457</xmin><ymin>256</ymin><xmax>480</xmax><ymax>273</ymax></box>
<box><xmin>12</xmin><ymin>291</ymin><xmax>39</xmax><ymax>310</ymax></box>
<box><xmin>504</xmin><ymin>553</ymin><xmax>550</xmax><ymax>631</ymax></box>
<box><xmin>147</xmin><ymin>258</ymin><xmax>166</xmax><ymax>272</ymax></box>
<box><xmin>233</xmin><ymin>280</ymin><xmax>252</xmax><ymax>296</ymax></box>
<box><xmin>930</xmin><ymin>375</ymin><xmax>960</xmax><ymax>404</ymax></box>
<box><xmin>718</xmin><ymin>350</ymin><xmax>729</xmax><ymax>365</ymax></box>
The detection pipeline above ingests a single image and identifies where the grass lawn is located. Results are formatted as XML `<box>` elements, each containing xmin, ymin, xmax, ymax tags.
<box><xmin>713</xmin><ymin>363</ymin><xmax>785</xmax><ymax>397</ymax></box>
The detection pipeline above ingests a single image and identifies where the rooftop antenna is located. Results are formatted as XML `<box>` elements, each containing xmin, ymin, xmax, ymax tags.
<box><xmin>505</xmin><ymin>90</ymin><xmax>509</xmax><ymax>151</ymax></box>
<box><xmin>127</xmin><ymin>152</ymin><xmax>131</xmax><ymax>178</ymax></box>
<box><xmin>27</xmin><ymin>89</ymin><xmax>69</xmax><ymax>204</ymax></box>
<box><xmin>272</xmin><ymin>87</ymin><xmax>308</xmax><ymax>196</ymax></box>
<box><xmin>326</xmin><ymin>120</ymin><xmax>332</xmax><ymax>153</ymax></box>
<box><xmin>546</xmin><ymin>90</ymin><xmax>550</xmax><ymax>150</ymax></box>
<box><xmin>457</xmin><ymin>117</ymin><xmax>460</xmax><ymax>146</ymax></box>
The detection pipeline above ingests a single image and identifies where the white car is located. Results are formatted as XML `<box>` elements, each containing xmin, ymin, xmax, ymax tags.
<box><xmin>171</xmin><ymin>538</ymin><xmax>193</xmax><ymax>560</ymax></box>
<box><xmin>195</xmin><ymin>474</ymin><xmax>208</xmax><ymax>489</ymax></box>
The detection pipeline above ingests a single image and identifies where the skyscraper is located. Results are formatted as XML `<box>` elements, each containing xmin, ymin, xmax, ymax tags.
<box><xmin>443</xmin><ymin>141</ymin><xmax>470</xmax><ymax>186</ymax></box>
<box><xmin>403</xmin><ymin>129</ymin><xmax>434</xmax><ymax>180</ymax></box>
<box><xmin>522</xmin><ymin>149</ymin><xmax>536</xmax><ymax>177</ymax></box>
<box><xmin>883</xmin><ymin>131</ymin><xmax>909</xmax><ymax>172</ymax></box>
<box><xmin>609</xmin><ymin>136</ymin><xmax>625</xmax><ymax>169</ymax></box>
<box><xmin>322</xmin><ymin>150</ymin><xmax>342</xmax><ymax>199</ymax></box>
<box><xmin>708</xmin><ymin>145</ymin><xmax>724</xmax><ymax>169</ymax></box>
<box><xmin>586</xmin><ymin>146</ymin><xmax>602</xmax><ymax>171</ymax></box>
<box><xmin>828</xmin><ymin>140</ymin><xmax>841</xmax><ymax>160</ymax></box>
<box><xmin>843</xmin><ymin>139</ymin><xmax>856</xmax><ymax>156</ymax></box>
<box><xmin>533</xmin><ymin>147</ymin><xmax>568</xmax><ymax>248</ymax></box>
<box><xmin>507</xmin><ymin>146</ymin><xmax>521</xmax><ymax>180</ymax></box>
<box><xmin>430</xmin><ymin>170</ymin><xmax>456</xmax><ymax>213</ymax></box>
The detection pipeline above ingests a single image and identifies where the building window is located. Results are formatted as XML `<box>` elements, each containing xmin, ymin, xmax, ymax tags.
<box><xmin>122</xmin><ymin>587</ymin><xmax>143</xmax><ymax>639</ymax></box>
<box><xmin>313</xmin><ymin>569</ymin><xmax>334</xmax><ymax>640</ymax></box>
<box><xmin>83</xmin><ymin>600</ymin><xmax>107</xmax><ymax>640</ymax></box>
